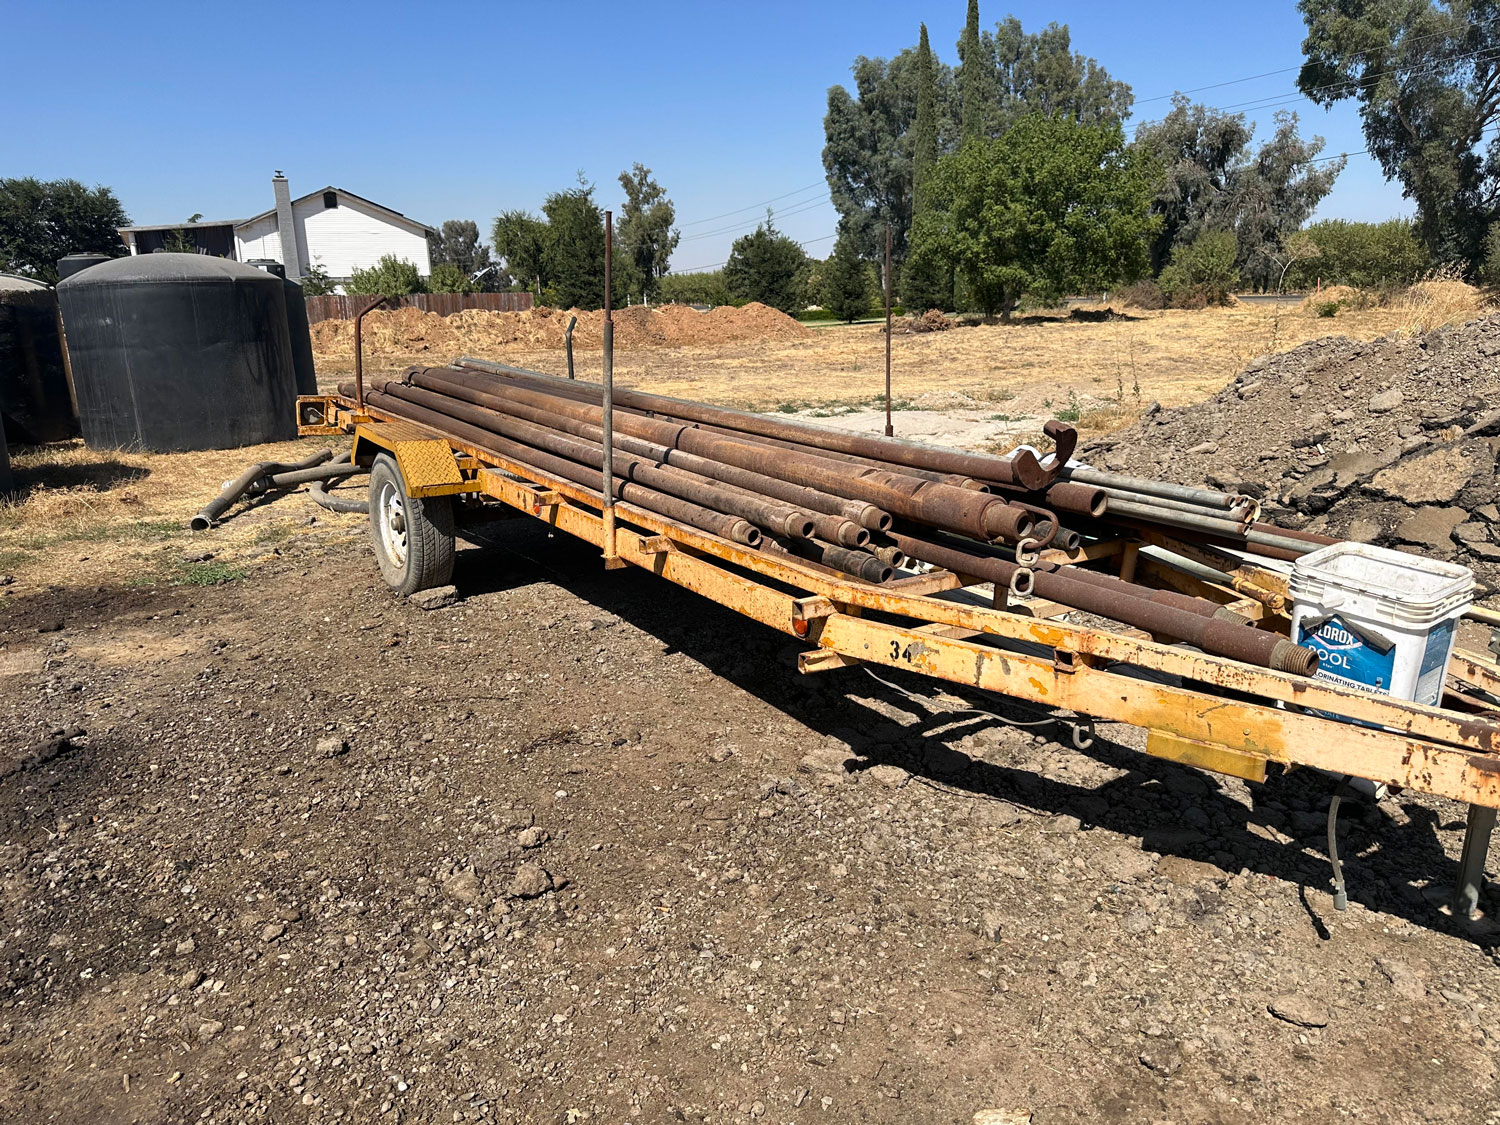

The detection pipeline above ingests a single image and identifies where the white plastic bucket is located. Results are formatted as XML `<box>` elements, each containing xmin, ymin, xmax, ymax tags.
<box><xmin>1290</xmin><ymin>542</ymin><xmax>1473</xmax><ymax>707</ymax></box>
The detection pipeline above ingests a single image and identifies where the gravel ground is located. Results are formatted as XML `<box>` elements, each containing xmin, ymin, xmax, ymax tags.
<box><xmin>2</xmin><ymin>521</ymin><xmax>1498</xmax><ymax>1124</ymax></box>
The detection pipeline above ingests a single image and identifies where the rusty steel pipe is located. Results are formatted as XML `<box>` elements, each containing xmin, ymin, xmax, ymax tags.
<box><xmin>419</xmin><ymin>366</ymin><xmax>1025</xmax><ymax>541</ymax></box>
<box><xmin>407</xmin><ymin>367</ymin><xmax>868</xmax><ymax>545</ymax></box>
<box><xmin>1059</xmin><ymin>466</ymin><xmax>1238</xmax><ymax>510</ymax></box>
<box><xmin>889</xmin><ymin>531</ymin><xmax>1316</xmax><ymax>675</ymax></box>
<box><xmin>990</xmin><ymin>480</ymin><xmax>1107</xmax><ymax>519</ymax></box>
<box><xmin>351</xmin><ymin>385</ymin><xmax>760</xmax><ymax>546</ymax></box>
<box><xmin>771</xmin><ymin>535</ymin><xmax>893</xmax><ymax>584</ymax></box>
<box><xmin>411</xmin><ymin>367</ymin><xmax>894</xmax><ymax>532</ymax></box>
<box><xmin>353</xmin><ymin>295</ymin><xmax>393</xmax><ymax>412</ymax></box>
<box><xmin>452</xmin><ymin>356</ymin><xmax>1056</xmax><ymax>489</ymax></box>
<box><xmin>371</xmin><ymin>380</ymin><xmax>815</xmax><ymax>540</ymax></box>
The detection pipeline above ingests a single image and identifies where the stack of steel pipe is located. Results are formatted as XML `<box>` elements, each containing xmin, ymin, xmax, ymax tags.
<box><xmin>336</xmin><ymin>361</ymin><xmax>1319</xmax><ymax>675</ymax></box>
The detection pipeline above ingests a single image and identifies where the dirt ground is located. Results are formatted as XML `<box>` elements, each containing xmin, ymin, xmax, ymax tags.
<box><xmin>2</xmin><ymin>519</ymin><xmax>1498</xmax><ymax>1125</ymax></box>
<box><xmin>3</xmin><ymin>301</ymin><xmax>1500</xmax><ymax>1123</ymax></box>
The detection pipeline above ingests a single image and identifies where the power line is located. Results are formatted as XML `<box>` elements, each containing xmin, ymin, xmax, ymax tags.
<box><xmin>678</xmin><ymin>195</ymin><xmax>833</xmax><ymax>242</ymax></box>
<box><xmin>676</xmin><ymin>180</ymin><xmax>826</xmax><ymax>227</ymax></box>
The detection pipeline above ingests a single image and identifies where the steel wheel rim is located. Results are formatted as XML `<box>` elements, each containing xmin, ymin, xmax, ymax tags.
<box><xmin>377</xmin><ymin>481</ymin><xmax>408</xmax><ymax>568</ymax></box>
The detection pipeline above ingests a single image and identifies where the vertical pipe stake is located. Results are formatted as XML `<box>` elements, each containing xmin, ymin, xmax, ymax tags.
<box><xmin>884</xmin><ymin>224</ymin><xmax>893</xmax><ymax>438</ymax></box>
<box><xmin>602</xmin><ymin>211</ymin><xmax>623</xmax><ymax>569</ymax></box>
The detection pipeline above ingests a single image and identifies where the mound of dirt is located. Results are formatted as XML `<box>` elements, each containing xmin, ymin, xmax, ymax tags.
<box><xmin>1084</xmin><ymin>312</ymin><xmax>1500</xmax><ymax>582</ymax></box>
<box><xmin>310</xmin><ymin>301</ymin><xmax>808</xmax><ymax>362</ymax></box>
<box><xmin>888</xmin><ymin>309</ymin><xmax>957</xmax><ymax>335</ymax></box>
<box><xmin>1301</xmin><ymin>285</ymin><xmax>1361</xmax><ymax>311</ymax></box>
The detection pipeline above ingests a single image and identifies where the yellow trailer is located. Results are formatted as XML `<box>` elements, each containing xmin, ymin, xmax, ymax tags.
<box><xmin>297</xmin><ymin>391</ymin><xmax>1500</xmax><ymax>923</ymax></box>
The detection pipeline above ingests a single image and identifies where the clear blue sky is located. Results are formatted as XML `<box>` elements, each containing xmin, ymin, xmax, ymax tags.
<box><xmin>5</xmin><ymin>0</ymin><xmax>1405</xmax><ymax>272</ymax></box>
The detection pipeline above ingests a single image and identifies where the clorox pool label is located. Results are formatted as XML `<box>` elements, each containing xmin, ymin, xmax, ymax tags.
<box><xmin>1296</xmin><ymin>614</ymin><xmax>1395</xmax><ymax>695</ymax></box>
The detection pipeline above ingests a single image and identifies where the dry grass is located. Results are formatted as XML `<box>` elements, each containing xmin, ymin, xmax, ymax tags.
<box><xmin>326</xmin><ymin>299</ymin><xmax>1459</xmax><ymax>415</ymax></box>
<box><xmin>0</xmin><ymin>437</ymin><xmax>366</xmax><ymax>589</ymax></box>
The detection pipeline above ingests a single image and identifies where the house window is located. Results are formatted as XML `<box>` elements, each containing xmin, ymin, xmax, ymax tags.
<box><xmin>322</xmin><ymin>191</ymin><xmax>338</xmax><ymax>209</ymax></box>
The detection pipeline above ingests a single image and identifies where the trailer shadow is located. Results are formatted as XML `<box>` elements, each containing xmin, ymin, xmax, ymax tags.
<box><xmin>468</xmin><ymin>519</ymin><xmax>1494</xmax><ymax>944</ymax></box>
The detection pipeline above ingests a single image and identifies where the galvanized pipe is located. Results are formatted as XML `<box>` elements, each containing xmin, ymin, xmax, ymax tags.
<box><xmin>1103</xmin><ymin>499</ymin><xmax>1321</xmax><ymax>557</ymax></box>
<box><xmin>1058</xmin><ymin>465</ymin><xmax>1237</xmax><ymax>510</ymax></box>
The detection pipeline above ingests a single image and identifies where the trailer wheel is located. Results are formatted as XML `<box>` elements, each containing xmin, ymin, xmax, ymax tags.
<box><xmin>369</xmin><ymin>453</ymin><xmax>454</xmax><ymax>595</ymax></box>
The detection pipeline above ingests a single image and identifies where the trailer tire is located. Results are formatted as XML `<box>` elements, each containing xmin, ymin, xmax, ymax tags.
<box><xmin>368</xmin><ymin>453</ymin><xmax>454</xmax><ymax>595</ymax></box>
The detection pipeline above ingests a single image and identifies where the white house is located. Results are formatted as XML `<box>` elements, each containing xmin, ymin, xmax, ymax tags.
<box><xmin>117</xmin><ymin>173</ymin><xmax>434</xmax><ymax>284</ymax></box>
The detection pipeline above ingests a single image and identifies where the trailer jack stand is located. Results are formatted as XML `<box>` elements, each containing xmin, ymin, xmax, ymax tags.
<box><xmin>1452</xmin><ymin>803</ymin><xmax>1497</xmax><ymax>920</ymax></box>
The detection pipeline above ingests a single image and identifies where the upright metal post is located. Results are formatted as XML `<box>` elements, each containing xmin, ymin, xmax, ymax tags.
<box><xmin>601</xmin><ymin>211</ymin><xmax>623</xmax><ymax>568</ymax></box>
<box><xmin>883</xmin><ymin>224</ymin><xmax>893</xmax><ymax>437</ymax></box>
<box><xmin>566</xmin><ymin>315</ymin><xmax>578</xmax><ymax>380</ymax></box>
<box><xmin>1452</xmin><ymin>802</ymin><xmax>1496</xmax><ymax>919</ymax></box>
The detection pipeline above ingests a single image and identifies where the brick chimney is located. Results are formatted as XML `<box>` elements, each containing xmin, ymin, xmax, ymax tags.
<box><xmin>272</xmin><ymin>171</ymin><xmax>303</xmax><ymax>280</ymax></box>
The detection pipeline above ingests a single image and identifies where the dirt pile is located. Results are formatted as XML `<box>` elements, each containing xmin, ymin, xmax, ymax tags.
<box><xmin>1085</xmin><ymin>312</ymin><xmax>1500</xmax><ymax>581</ymax></box>
<box><xmin>310</xmin><ymin>301</ymin><xmax>808</xmax><ymax>362</ymax></box>
<box><xmin>888</xmin><ymin>309</ymin><xmax>957</xmax><ymax>335</ymax></box>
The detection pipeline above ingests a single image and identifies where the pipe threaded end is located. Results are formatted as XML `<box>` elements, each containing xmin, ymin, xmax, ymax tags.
<box><xmin>1271</xmin><ymin>638</ymin><xmax>1319</xmax><ymax>677</ymax></box>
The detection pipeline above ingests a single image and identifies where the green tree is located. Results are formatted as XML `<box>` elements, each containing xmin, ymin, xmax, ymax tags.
<box><xmin>823</xmin><ymin>11</ymin><xmax>1126</xmax><ymax>267</ymax></box>
<box><xmin>540</xmin><ymin>179</ymin><xmax>634</xmax><ymax>308</ymax></box>
<box><xmin>1135</xmin><ymin>98</ymin><xmax>1342</xmax><ymax>285</ymax></box>
<box><xmin>904</xmin><ymin>22</ymin><xmax>953</xmax><ymax>313</ymax></box>
<box><xmin>1158</xmin><ymin>230</ymin><xmax>1240</xmax><ymax>306</ymax></box>
<box><xmin>346</xmin><ymin>255</ymin><xmax>426</xmax><ymax>297</ymax></box>
<box><xmin>491</xmin><ymin>209</ymin><xmax>552</xmax><ymax>297</ymax></box>
<box><xmin>0</xmin><ymin>177</ymin><xmax>129</xmax><ymax>283</ymax></box>
<box><xmin>301</xmin><ymin>259</ymin><xmax>336</xmax><ymax>296</ymax></box>
<box><xmin>912</xmin><ymin>115</ymin><xmax>1156</xmax><ymax>319</ymax></box>
<box><xmin>1286</xmin><ymin>218</ymin><xmax>1430</xmax><ymax>289</ymax></box>
<box><xmin>428</xmin><ymin>219</ymin><xmax>503</xmax><ymax>289</ymax></box>
<box><xmin>1134</xmin><ymin>96</ymin><xmax>1253</xmax><ymax>272</ymax></box>
<box><xmin>657</xmin><ymin>269</ymin><xmax>734</xmax><ymax>307</ymax></box>
<box><xmin>958</xmin><ymin>0</ymin><xmax>988</xmax><ymax>140</ymax></box>
<box><xmin>820</xmin><ymin>233</ymin><xmax>875</xmax><ymax>322</ymax></box>
<box><xmin>617</xmin><ymin>164</ymin><xmax>680</xmax><ymax>301</ymax></box>
<box><xmin>428</xmin><ymin>263</ymin><xmax>475</xmax><ymax>293</ymax></box>
<box><xmin>724</xmin><ymin>214</ymin><xmax>809</xmax><ymax>316</ymax></box>
<box><xmin>1298</xmin><ymin>1</ymin><xmax>1500</xmax><ymax>266</ymax></box>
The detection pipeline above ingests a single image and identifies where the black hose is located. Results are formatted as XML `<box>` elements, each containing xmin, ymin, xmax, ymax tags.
<box><xmin>309</xmin><ymin>451</ymin><xmax>369</xmax><ymax>514</ymax></box>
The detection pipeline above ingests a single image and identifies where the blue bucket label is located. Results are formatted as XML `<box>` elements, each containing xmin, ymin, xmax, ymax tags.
<box><xmin>1413</xmin><ymin>618</ymin><xmax>1455</xmax><ymax>706</ymax></box>
<box><xmin>1296</xmin><ymin>614</ymin><xmax>1395</xmax><ymax>695</ymax></box>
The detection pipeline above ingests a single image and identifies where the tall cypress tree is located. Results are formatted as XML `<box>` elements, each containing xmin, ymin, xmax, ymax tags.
<box><xmin>913</xmin><ymin>23</ymin><xmax>938</xmax><ymax>214</ymax></box>
<box><xmin>958</xmin><ymin>0</ymin><xmax>985</xmax><ymax>141</ymax></box>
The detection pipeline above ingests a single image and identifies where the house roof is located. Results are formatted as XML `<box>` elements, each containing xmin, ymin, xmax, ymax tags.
<box><xmin>117</xmin><ymin>219</ymin><xmax>239</xmax><ymax>233</ymax></box>
<box><xmin>237</xmin><ymin>187</ymin><xmax>436</xmax><ymax>236</ymax></box>
<box><xmin>118</xmin><ymin>187</ymin><xmax>435</xmax><ymax>238</ymax></box>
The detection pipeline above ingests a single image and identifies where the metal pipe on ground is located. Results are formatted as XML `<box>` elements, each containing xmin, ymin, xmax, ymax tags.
<box><xmin>411</xmin><ymin>367</ymin><xmax>1030</xmax><ymax>542</ymax></box>
<box><xmin>888</xmin><ymin>530</ymin><xmax>1316</xmax><ymax>674</ymax></box>
<box><xmin>354</xmin><ymin>386</ymin><xmax>760</xmax><ymax>546</ymax></box>
<box><xmin>406</xmin><ymin>368</ymin><xmax>868</xmax><ymax>546</ymax></box>
<box><xmin>452</xmin><ymin>355</ymin><xmax>1057</xmax><ymax>489</ymax></box>
<box><xmin>362</xmin><ymin>380</ymin><xmax>816</xmax><ymax>540</ymax></box>
<box><xmin>190</xmin><ymin>448</ymin><xmax>334</xmax><ymax>530</ymax></box>
<box><xmin>308</xmin><ymin>452</ymin><xmax>369</xmax><ymax>515</ymax></box>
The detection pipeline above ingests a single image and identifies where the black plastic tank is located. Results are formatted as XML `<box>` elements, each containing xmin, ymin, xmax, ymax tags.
<box><xmin>56</xmin><ymin>253</ymin><xmax>112</xmax><ymax>280</ymax></box>
<box><xmin>246</xmin><ymin>260</ymin><xmax>317</xmax><ymax>394</ymax></box>
<box><xmin>0</xmin><ymin>274</ymin><xmax>78</xmax><ymax>443</ymax></box>
<box><xmin>0</xmin><ymin>418</ymin><xmax>12</xmax><ymax>495</ymax></box>
<box><xmin>56</xmin><ymin>254</ymin><xmax>299</xmax><ymax>451</ymax></box>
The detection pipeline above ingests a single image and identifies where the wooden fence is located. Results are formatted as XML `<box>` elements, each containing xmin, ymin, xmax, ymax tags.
<box><xmin>304</xmin><ymin>292</ymin><xmax>534</xmax><ymax>322</ymax></box>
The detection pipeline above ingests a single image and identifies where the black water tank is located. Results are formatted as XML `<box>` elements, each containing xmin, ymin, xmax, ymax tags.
<box><xmin>56</xmin><ymin>253</ymin><xmax>112</xmax><ymax>280</ymax></box>
<box><xmin>0</xmin><ymin>274</ymin><xmax>78</xmax><ymax>443</ymax></box>
<box><xmin>0</xmin><ymin>419</ymin><xmax>12</xmax><ymax>495</ymax></box>
<box><xmin>56</xmin><ymin>254</ymin><xmax>299</xmax><ymax>451</ymax></box>
<box><xmin>246</xmin><ymin>260</ymin><xmax>317</xmax><ymax>394</ymax></box>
